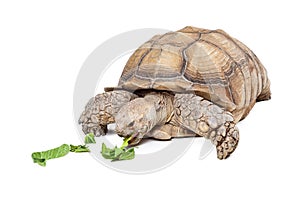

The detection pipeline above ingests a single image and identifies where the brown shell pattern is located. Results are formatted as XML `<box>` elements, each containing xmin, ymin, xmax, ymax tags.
<box><xmin>118</xmin><ymin>26</ymin><xmax>270</xmax><ymax>122</ymax></box>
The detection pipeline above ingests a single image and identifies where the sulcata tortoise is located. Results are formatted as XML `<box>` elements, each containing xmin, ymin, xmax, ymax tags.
<box><xmin>79</xmin><ymin>26</ymin><xmax>271</xmax><ymax>159</ymax></box>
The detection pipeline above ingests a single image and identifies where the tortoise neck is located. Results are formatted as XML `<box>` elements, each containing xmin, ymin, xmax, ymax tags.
<box><xmin>144</xmin><ymin>92</ymin><xmax>174</xmax><ymax>126</ymax></box>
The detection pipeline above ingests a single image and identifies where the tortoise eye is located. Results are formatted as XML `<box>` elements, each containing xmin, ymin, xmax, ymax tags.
<box><xmin>128</xmin><ymin>121</ymin><xmax>135</xmax><ymax>127</ymax></box>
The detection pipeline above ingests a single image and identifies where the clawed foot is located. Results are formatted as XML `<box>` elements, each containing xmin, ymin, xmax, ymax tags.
<box><xmin>79</xmin><ymin>91</ymin><xmax>136</xmax><ymax>137</ymax></box>
<box><xmin>78</xmin><ymin>97</ymin><xmax>109</xmax><ymax>136</ymax></box>
<box><xmin>215</xmin><ymin>121</ymin><xmax>239</xmax><ymax>159</ymax></box>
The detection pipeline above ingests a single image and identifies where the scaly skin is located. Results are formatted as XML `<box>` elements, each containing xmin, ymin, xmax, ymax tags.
<box><xmin>173</xmin><ymin>93</ymin><xmax>239</xmax><ymax>159</ymax></box>
<box><xmin>115</xmin><ymin>92</ymin><xmax>173</xmax><ymax>145</ymax></box>
<box><xmin>79</xmin><ymin>91</ymin><xmax>239</xmax><ymax>159</ymax></box>
<box><xmin>78</xmin><ymin>90</ymin><xmax>137</xmax><ymax>136</ymax></box>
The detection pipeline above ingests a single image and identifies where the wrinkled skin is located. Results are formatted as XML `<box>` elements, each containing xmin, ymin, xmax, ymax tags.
<box><xmin>115</xmin><ymin>92</ymin><xmax>173</xmax><ymax>145</ymax></box>
<box><xmin>79</xmin><ymin>91</ymin><xmax>240</xmax><ymax>159</ymax></box>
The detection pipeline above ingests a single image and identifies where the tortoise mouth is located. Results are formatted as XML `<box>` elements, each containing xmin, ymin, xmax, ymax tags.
<box><xmin>115</xmin><ymin>123</ymin><xmax>148</xmax><ymax>145</ymax></box>
<box><xmin>128</xmin><ymin>132</ymin><xmax>143</xmax><ymax>145</ymax></box>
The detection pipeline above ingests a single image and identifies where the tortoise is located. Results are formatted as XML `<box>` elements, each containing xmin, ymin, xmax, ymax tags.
<box><xmin>79</xmin><ymin>26</ymin><xmax>271</xmax><ymax>159</ymax></box>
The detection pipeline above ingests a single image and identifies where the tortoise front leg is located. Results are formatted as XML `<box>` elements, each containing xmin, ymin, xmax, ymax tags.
<box><xmin>174</xmin><ymin>94</ymin><xmax>240</xmax><ymax>159</ymax></box>
<box><xmin>79</xmin><ymin>91</ymin><xmax>137</xmax><ymax>136</ymax></box>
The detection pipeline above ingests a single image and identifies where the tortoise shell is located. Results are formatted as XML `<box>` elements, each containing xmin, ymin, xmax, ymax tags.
<box><xmin>117</xmin><ymin>26</ymin><xmax>270</xmax><ymax>122</ymax></box>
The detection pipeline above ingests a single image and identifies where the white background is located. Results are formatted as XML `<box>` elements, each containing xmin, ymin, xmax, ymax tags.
<box><xmin>1</xmin><ymin>0</ymin><xmax>299</xmax><ymax>199</ymax></box>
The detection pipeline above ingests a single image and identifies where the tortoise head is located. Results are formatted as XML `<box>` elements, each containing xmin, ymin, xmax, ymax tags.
<box><xmin>115</xmin><ymin>98</ymin><xmax>158</xmax><ymax>145</ymax></box>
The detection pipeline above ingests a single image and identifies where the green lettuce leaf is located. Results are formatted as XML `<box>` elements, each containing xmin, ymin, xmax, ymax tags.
<box><xmin>32</xmin><ymin>144</ymin><xmax>90</xmax><ymax>166</ymax></box>
<box><xmin>31</xmin><ymin>144</ymin><xmax>70</xmax><ymax>166</ymax></box>
<box><xmin>101</xmin><ymin>137</ymin><xmax>135</xmax><ymax>161</ymax></box>
<box><xmin>120</xmin><ymin>136</ymin><xmax>131</xmax><ymax>149</ymax></box>
<box><xmin>84</xmin><ymin>133</ymin><xmax>96</xmax><ymax>144</ymax></box>
<box><xmin>101</xmin><ymin>143</ymin><xmax>114</xmax><ymax>159</ymax></box>
<box><xmin>114</xmin><ymin>148</ymin><xmax>135</xmax><ymax>161</ymax></box>
<box><xmin>70</xmin><ymin>144</ymin><xmax>90</xmax><ymax>153</ymax></box>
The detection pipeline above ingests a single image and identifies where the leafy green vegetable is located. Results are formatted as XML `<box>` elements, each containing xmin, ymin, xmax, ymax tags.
<box><xmin>32</xmin><ymin>132</ymin><xmax>97</xmax><ymax>166</ymax></box>
<box><xmin>120</xmin><ymin>136</ymin><xmax>131</xmax><ymax>149</ymax></box>
<box><xmin>101</xmin><ymin>136</ymin><xmax>135</xmax><ymax>161</ymax></box>
<box><xmin>101</xmin><ymin>143</ymin><xmax>114</xmax><ymax>159</ymax></box>
<box><xmin>32</xmin><ymin>144</ymin><xmax>90</xmax><ymax>166</ymax></box>
<box><xmin>32</xmin><ymin>134</ymin><xmax>136</xmax><ymax>167</ymax></box>
<box><xmin>32</xmin><ymin>144</ymin><xmax>70</xmax><ymax>166</ymax></box>
<box><xmin>114</xmin><ymin>148</ymin><xmax>135</xmax><ymax>161</ymax></box>
<box><xmin>70</xmin><ymin>145</ymin><xmax>90</xmax><ymax>153</ymax></box>
<box><xmin>84</xmin><ymin>133</ymin><xmax>96</xmax><ymax>144</ymax></box>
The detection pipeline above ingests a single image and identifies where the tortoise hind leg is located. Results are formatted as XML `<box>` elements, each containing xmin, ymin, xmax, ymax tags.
<box><xmin>79</xmin><ymin>90</ymin><xmax>137</xmax><ymax>136</ymax></box>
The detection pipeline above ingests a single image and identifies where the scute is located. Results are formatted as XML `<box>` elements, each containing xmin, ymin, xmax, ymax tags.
<box><xmin>117</xmin><ymin>26</ymin><xmax>270</xmax><ymax>122</ymax></box>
